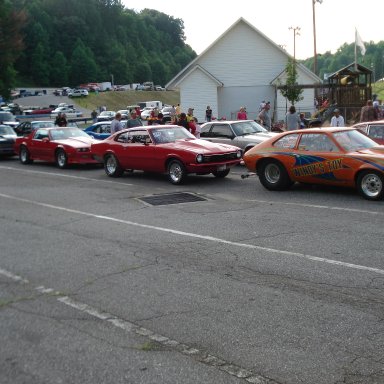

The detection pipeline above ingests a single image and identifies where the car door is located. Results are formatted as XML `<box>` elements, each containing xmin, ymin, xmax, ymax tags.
<box><xmin>29</xmin><ymin>129</ymin><xmax>51</xmax><ymax>159</ymax></box>
<box><xmin>293</xmin><ymin>132</ymin><xmax>352</xmax><ymax>185</ymax></box>
<box><xmin>114</xmin><ymin>130</ymin><xmax>155</xmax><ymax>170</ymax></box>
<box><xmin>204</xmin><ymin>123</ymin><xmax>234</xmax><ymax>145</ymax></box>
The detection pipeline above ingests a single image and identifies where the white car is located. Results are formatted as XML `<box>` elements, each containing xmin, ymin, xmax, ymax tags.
<box><xmin>68</xmin><ymin>89</ymin><xmax>89</xmax><ymax>98</ymax></box>
<box><xmin>140</xmin><ymin>107</ymin><xmax>155</xmax><ymax>120</ymax></box>
<box><xmin>51</xmin><ymin>107</ymin><xmax>83</xmax><ymax>118</ymax></box>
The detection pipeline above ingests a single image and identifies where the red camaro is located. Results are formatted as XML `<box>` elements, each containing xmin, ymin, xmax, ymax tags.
<box><xmin>14</xmin><ymin>127</ymin><xmax>101</xmax><ymax>168</ymax></box>
<box><xmin>91</xmin><ymin>125</ymin><xmax>242</xmax><ymax>184</ymax></box>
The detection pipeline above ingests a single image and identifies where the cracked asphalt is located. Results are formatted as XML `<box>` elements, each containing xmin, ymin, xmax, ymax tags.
<box><xmin>1</xmin><ymin>159</ymin><xmax>384</xmax><ymax>384</ymax></box>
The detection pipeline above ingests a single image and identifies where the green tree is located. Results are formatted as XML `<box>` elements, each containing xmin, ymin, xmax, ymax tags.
<box><xmin>31</xmin><ymin>43</ymin><xmax>50</xmax><ymax>86</ymax></box>
<box><xmin>50</xmin><ymin>51</ymin><xmax>68</xmax><ymax>86</ymax></box>
<box><xmin>0</xmin><ymin>0</ymin><xmax>26</xmax><ymax>99</ymax></box>
<box><xmin>69</xmin><ymin>39</ymin><xmax>99</xmax><ymax>85</ymax></box>
<box><xmin>279</xmin><ymin>59</ymin><xmax>304</xmax><ymax>106</ymax></box>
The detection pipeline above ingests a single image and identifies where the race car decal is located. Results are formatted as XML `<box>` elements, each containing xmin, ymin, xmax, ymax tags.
<box><xmin>350</xmin><ymin>156</ymin><xmax>384</xmax><ymax>172</ymax></box>
<box><xmin>293</xmin><ymin>158</ymin><xmax>344</xmax><ymax>179</ymax></box>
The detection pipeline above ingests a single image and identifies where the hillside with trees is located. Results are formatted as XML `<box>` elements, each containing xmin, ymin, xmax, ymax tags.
<box><xmin>2</xmin><ymin>0</ymin><xmax>196</xmax><ymax>99</ymax></box>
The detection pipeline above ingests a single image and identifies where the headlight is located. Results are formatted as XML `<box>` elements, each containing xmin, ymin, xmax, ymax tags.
<box><xmin>196</xmin><ymin>154</ymin><xmax>204</xmax><ymax>163</ymax></box>
<box><xmin>236</xmin><ymin>150</ymin><xmax>242</xmax><ymax>158</ymax></box>
<box><xmin>77</xmin><ymin>148</ymin><xmax>90</xmax><ymax>152</ymax></box>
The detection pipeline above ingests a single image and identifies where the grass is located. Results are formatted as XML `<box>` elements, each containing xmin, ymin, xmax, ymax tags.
<box><xmin>75</xmin><ymin>90</ymin><xmax>180</xmax><ymax>111</ymax></box>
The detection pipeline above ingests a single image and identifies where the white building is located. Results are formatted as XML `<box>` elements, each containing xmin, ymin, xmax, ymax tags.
<box><xmin>166</xmin><ymin>18</ymin><xmax>321</xmax><ymax>123</ymax></box>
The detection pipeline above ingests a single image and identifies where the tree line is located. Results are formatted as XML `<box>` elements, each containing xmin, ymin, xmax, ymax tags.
<box><xmin>1</xmin><ymin>0</ymin><xmax>383</xmax><ymax>101</ymax></box>
<box><xmin>1</xmin><ymin>0</ymin><xmax>196</xmax><ymax>99</ymax></box>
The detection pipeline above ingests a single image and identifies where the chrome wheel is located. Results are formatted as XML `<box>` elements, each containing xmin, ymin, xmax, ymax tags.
<box><xmin>359</xmin><ymin>172</ymin><xmax>383</xmax><ymax>199</ymax></box>
<box><xmin>56</xmin><ymin>150</ymin><xmax>67</xmax><ymax>168</ymax></box>
<box><xmin>264</xmin><ymin>162</ymin><xmax>281</xmax><ymax>184</ymax></box>
<box><xmin>104</xmin><ymin>154</ymin><xmax>123</xmax><ymax>177</ymax></box>
<box><xmin>168</xmin><ymin>160</ymin><xmax>186</xmax><ymax>184</ymax></box>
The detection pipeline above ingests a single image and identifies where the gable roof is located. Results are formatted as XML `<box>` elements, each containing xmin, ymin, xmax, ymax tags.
<box><xmin>170</xmin><ymin>64</ymin><xmax>223</xmax><ymax>88</ymax></box>
<box><xmin>328</xmin><ymin>62</ymin><xmax>372</xmax><ymax>78</ymax></box>
<box><xmin>166</xmin><ymin>17</ymin><xmax>321</xmax><ymax>88</ymax></box>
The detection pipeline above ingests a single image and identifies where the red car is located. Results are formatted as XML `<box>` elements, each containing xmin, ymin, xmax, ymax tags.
<box><xmin>91</xmin><ymin>125</ymin><xmax>242</xmax><ymax>184</ymax></box>
<box><xmin>352</xmin><ymin>120</ymin><xmax>384</xmax><ymax>145</ymax></box>
<box><xmin>14</xmin><ymin>127</ymin><xmax>101</xmax><ymax>168</ymax></box>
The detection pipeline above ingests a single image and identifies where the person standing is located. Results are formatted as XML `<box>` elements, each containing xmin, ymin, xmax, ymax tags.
<box><xmin>237</xmin><ymin>107</ymin><xmax>247</xmax><ymax>120</ymax></box>
<box><xmin>258</xmin><ymin>102</ymin><xmax>271</xmax><ymax>130</ymax></box>
<box><xmin>193</xmin><ymin>117</ymin><xmax>201</xmax><ymax>138</ymax></box>
<box><xmin>285</xmin><ymin>105</ymin><xmax>300</xmax><ymax>130</ymax></box>
<box><xmin>110</xmin><ymin>112</ymin><xmax>124</xmax><ymax>134</ymax></box>
<box><xmin>186</xmin><ymin>107</ymin><xmax>194</xmax><ymax>122</ymax></box>
<box><xmin>126</xmin><ymin>111</ymin><xmax>143</xmax><ymax>128</ymax></box>
<box><xmin>330</xmin><ymin>109</ymin><xmax>345</xmax><ymax>127</ymax></box>
<box><xmin>205</xmin><ymin>106</ymin><xmax>213</xmax><ymax>122</ymax></box>
<box><xmin>360</xmin><ymin>100</ymin><xmax>378</xmax><ymax>122</ymax></box>
<box><xmin>55</xmin><ymin>112</ymin><xmax>67</xmax><ymax>127</ymax></box>
<box><xmin>91</xmin><ymin>109</ymin><xmax>98</xmax><ymax>123</ymax></box>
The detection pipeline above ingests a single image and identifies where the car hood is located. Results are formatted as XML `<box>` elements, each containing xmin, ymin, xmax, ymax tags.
<box><xmin>236</xmin><ymin>132</ymin><xmax>277</xmax><ymax>142</ymax></box>
<box><xmin>167</xmin><ymin>139</ymin><xmax>240</xmax><ymax>153</ymax></box>
<box><xmin>0</xmin><ymin>134</ymin><xmax>17</xmax><ymax>139</ymax></box>
<box><xmin>54</xmin><ymin>137</ymin><xmax>96</xmax><ymax>147</ymax></box>
<box><xmin>353</xmin><ymin>146</ymin><xmax>384</xmax><ymax>156</ymax></box>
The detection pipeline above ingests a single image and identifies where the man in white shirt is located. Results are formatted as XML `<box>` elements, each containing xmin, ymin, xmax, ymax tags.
<box><xmin>330</xmin><ymin>109</ymin><xmax>345</xmax><ymax>127</ymax></box>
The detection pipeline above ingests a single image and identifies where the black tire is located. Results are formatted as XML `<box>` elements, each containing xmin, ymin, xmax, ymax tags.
<box><xmin>356</xmin><ymin>170</ymin><xmax>384</xmax><ymax>201</ymax></box>
<box><xmin>167</xmin><ymin>159</ymin><xmax>186</xmax><ymax>184</ymax></box>
<box><xmin>104</xmin><ymin>154</ymin><xmax>124</xmax><ymax>177</ymax></box>
<box><xmin>19</xmin><ymin>145</ymin><xmax>33</xmax><ymax>164</ymax></box>
<box><xmin>212</xmin><ymin>169</ymin><xmax>230</xmax><ymax>178</ymax></box>
<box><xmin>258</xmin><ymin>160</ymin><xmax>292</xmax><ymax>191</ymax></box>
<box><xmin>55</xmin><ymin>149</ymin><xmax>68</xmax><ymax>169</ymax></box>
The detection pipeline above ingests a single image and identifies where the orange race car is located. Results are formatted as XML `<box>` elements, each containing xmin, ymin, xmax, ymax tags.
<box><xmin>242</xmin><ymin>127</ymin><xmax>384</xmax><ymax>200</ymax></box>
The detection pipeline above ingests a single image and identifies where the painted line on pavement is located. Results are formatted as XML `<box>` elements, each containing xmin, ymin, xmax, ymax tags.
<box><xmin>1</xmin><ymin>192</ymin><xmax>384</xmax><ymax>276</ymax></box>
<box><xmin>0</xmin><ymin>271</ymin><xmax>276</xmax><ymax>383</ymax></box>
<box><xmin>0</xmin><ymin>165</ymin><xmax>133</xmax><ymax>186</ymax></box>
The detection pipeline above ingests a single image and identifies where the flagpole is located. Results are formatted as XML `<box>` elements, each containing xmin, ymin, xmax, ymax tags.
<box><xmin>354</xmin><ymin>28</ymin><xmax>357</xmax><ymax>71</ymax></box>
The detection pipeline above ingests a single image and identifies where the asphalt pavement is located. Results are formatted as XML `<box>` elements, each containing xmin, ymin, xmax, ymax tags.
<box><xmin>1</xmin><ymin>160</ymin><xmax>384</xmax><ymax>384</ymax></box>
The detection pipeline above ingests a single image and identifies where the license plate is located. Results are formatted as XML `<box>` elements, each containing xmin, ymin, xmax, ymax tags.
<box><xmin>217</xmin><ymin>165</ymin><xmax>227</xmax><ymax>171</ymax></box>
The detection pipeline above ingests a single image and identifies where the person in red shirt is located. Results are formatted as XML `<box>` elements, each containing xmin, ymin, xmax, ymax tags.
<box><xmin>237</xmin><ymin>107</ymin><xmax>247</xmax><ymax>120</ymax></box>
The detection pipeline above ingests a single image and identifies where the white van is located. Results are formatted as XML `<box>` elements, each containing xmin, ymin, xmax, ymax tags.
<box><xmin>138</xmin><ymin>101</ymin><xmax>163</xmax><ymax>110</ymax></box>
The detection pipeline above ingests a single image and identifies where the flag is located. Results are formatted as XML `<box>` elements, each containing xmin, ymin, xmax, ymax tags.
<box><xmin>355</xmin><ymin>28</ymin><xmax>366</xmax><ymax>55</ymax></box>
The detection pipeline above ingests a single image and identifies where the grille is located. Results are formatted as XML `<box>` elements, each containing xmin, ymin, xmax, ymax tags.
<box><xmin>138</xmin><ymin>192</ymin><xmax>207</xmax><ymax>206</ymax></box>
<box><xmin>202</xmin><ymin>152</ymin><xmax>238</xmax><ymax>163</ymax></box>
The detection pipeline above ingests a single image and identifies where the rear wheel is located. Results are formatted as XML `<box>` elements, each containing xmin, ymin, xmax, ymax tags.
<box><xmin>167</xmin><ymin>159</ymin><xmax>186</xmax><ymax>184</ymax></box>
<box><xmin>104</xmin><ymin>154</ymin><xmax>124</xmax><ymax>177</ymax></box>
<box><xmin>357</xmin><ymin>170</ymin><xmax>384</xmax><ymax>200</ymax></box>
<box><xmin>212</xmin><ymin>169</ymin><xmax>230</xmax><ymax>178</ymax></box>
<box><xmin>19</xmin><ymin>145</ymin><xmax>33</xmax><ymax>164</ymax></box>
<box><xmin>56</xmin><ymin>149</ymin><xmax>68</xmax><ymax>169</ymax></box>
<box><xmin>258</xmin><ymin>160</ymin><xmax>292</xmax><ymax>191</ymax></box>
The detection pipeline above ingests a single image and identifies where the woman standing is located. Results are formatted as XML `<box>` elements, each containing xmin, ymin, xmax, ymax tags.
<box><xmin>285</xmin><ymin>105</ymin><xmax>300</xmax><ymax>130</ymax></box>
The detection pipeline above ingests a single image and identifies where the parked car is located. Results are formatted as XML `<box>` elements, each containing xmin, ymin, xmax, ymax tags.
<box><xmin>68</xmin><ymin>89</ymin><xmax>89</xmax><ymax>98</ymax></box>
<box><xmin>140</xmin><ymin>107</ymin><xmax>155</xmax><ymax>120</ymax></box>
<box><xmin>97</xmin><ymin>111</ymin><xmax>116</xmax><ymax>122</ymax></box>
<box><xmin>51</xmin><ymin>107</ymin><xmax>83</xmax><ymax>118</ymax></box>
<box><xmin>200</xmin><ymin>120</ymin><xmax>277</xmax><ymax>153</ymax></box>
<box><xmin>0</xmin><ymin>111</ymin><xmax>19</xmax><ymax>129</ymax></box>
<box><xmin>84</xmin><ymin>121</ymin><xmax>127</xmax><ymax>140</ymax></box>
<box><xmin>24</xmin><ymin>107</ymin><xmax>54</xmax><ymax>115</ymax></box>
<box><xmin>117</xmin><ymin>110</ymin><xmax>130</xmax><ymax>119</ymax></box>
<box><xmin>0</xmin><ymin>125</ymin><xmax>17</xmax><ymax>156</ymax></box>
<box><xmin>14</xmin><ymin>127</ymin><xmax>101</xmax><ymax>169</ymax></box>
<box><xmin>242</xmin><ymin>127</ymin><xmax>384</xmax><ymax>200</ymax></box>
<box><xmin>352</xmin><ymin>120</ymin><xmax>384</xmax><ymax>145</ymax></box>
<box><xmin>91</xmin><ymin>125</ymin><xmax>242</xmax><ymax>184</ymax></box>
<box><xmin>14</xmin><ymin>121</ymin><xmax>56</xmax><ymax>136</ymax></box>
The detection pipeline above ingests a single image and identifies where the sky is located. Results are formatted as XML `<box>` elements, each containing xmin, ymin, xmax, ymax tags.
<box><xmin>122</xmin><ymin>0</ymin><xmax>380</xmax><ymax>60</ymax></box>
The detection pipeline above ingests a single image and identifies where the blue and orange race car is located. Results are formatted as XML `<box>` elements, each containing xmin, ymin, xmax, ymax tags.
<box><xmin>242</xmin><ymin>127</ymin><xmax>384</xmax><ymax>200</ymax></box>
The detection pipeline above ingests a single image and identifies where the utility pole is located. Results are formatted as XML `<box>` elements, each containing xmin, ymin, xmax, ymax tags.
<box><xmin>312</xmin><ymin>0</ymin><xmax>323</xmax><ymax>75</ymax></box>
<box><xmin>289</xmin><ymin>26</ymin><xmax>300</xmax><ymax>61</ymax></box>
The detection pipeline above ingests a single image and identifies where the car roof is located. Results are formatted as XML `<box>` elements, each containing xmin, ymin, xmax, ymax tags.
<box><xmin>202</xmin><ymin>120</ymin><xmax>255</xmax><ymax>125</ymax></box>
<box><xmin>352</xmin><ymin>120</ymin><xmax>384</xmax><ymax>125</ymax></box>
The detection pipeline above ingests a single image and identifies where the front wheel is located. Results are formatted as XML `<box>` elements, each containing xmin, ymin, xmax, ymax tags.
<box><xmin>212</xmin><ymin>169</ymin><xmax>230</xmax><ymax>178</ymax></box>
<box><xmin>258</xmin><ymin>160</ymin><xmax>292</xmax><ymax>191</ymax></box>
<box><xmin>167</xmin><ymin>159</ymin><xmax>186</xmax><ymax>184</ymax></box>
<box><xmin>19</xmin><ymin>145</ymin><xmax>33</xmax><ymax>164</ymax></box>
<box><xmin>356</xmin><ymin>171</ymin><xmax>384</xmax><ymax>200</ymax></box>
<box><xmin>56</xmin><ymin>149</ymin><xmax>68</xmax><ymax>169</ymax></box>
<box><xmin>104</xmin><ymin>154</ymin><xmax>124</xmax><ymax>177</ymax></box>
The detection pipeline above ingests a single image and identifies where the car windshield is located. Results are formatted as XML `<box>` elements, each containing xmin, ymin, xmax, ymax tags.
<box><xmin>232</xmin><ymin>121</ymin><xmax>267</xmax><ymax>135</ymax></box>
<box><xmin>0</xmin><ymin>125</ymin><xmax>15</xmax><ymax>135</ymax></box>
<box><xmin>50</xmin><ymin>128</ymin><xmax>89</xmax><ymax>140</ymax></box>
<box><xmin>151</xmin><ymin>127</ymin><xmax>194</xmax><ymax>144</ymax></box>
<box><xmin>0</xmin><ymin>112</ymin><xmax>16</xmax><ymax>122</ymax></box>
<box><xmin>332</xmin><ymin>129</ymin><xmax>377</xmax><ymax>151</ymax></box>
